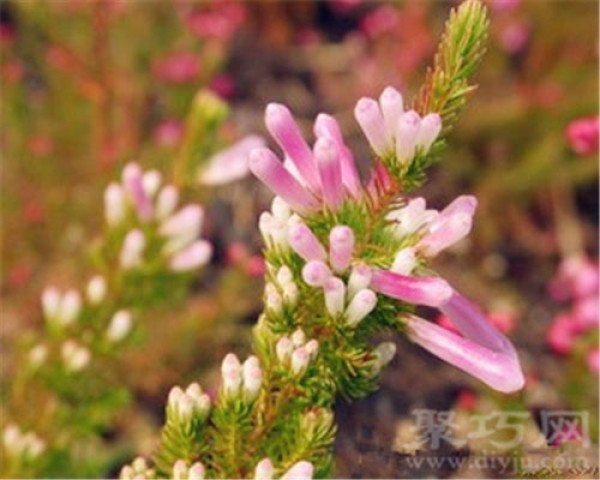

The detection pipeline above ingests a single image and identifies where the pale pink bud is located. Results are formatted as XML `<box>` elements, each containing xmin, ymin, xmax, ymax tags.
<box><xmin>354</xmin><ymin>97</ymin><xmax>388</xmax><ymax>156</ymax></box>
<box><xmin>169</xmin><ymin>240</ymin><xmax>212</xmax><ymax>271</ymax></box>
<box><xmin>106</xmin><ymin>310</ymin><xmax>133</xmax><ymax>342</ymax></box>
<box><xmin>347</xmin><ymin>263</ymin><xmax>372</xmax><ymax>298</ymax></box>
<box><xmin>291</xmin><ymin>329</ymin><xmax>307</xmax><ymax>347</ymax></box>
<box><xmin>185</xmin><ymin>382</ymin><xmax>202</xmax><ymax>399</ymax></box>
<box><xmin>28</xmin><ymin>344</ymin><xmax>48</xmax><ymax>368</ymax></box>
<box><xmin>104</xmin><ymin>182</ymin><xmax>126</xmax><ymax>225</ymax></box>
<box><xmin>379</xmin><ymin>86</ymin><xmax>404</xmax><ymax>143</ymax></box>
<box><xmin>41</xmin><ymin>287</ymin><xmax>61</xmax><ymax>320</ymax></box>
<box><xmin>173</xmin><ymin>460</ymin><xmax>187</xmax><ymax>480</ymax></box>
<box><xmin>329</xmin><ymin>225</ymin><xmax>354</xmax><ymax>273</ymax></box>
<box><xmin>416</xmin><ymin>113</ymin><xmax>442</xmax><ymax>152</ymax></box>
<box><xmin>291</xmin><ymin>346</ymin><xmax>310</xmax><ymax>374</ymax></box>
<box><xmin>281</xmin><ymin>461</ymin><xmax>314</xmax><ymax>480</ymax></box>
<box><xmin>59</xmin><ymin>289</ymin><xmax>81</xmax><ymax>326</ymax></box>
<box><xmin>370</xmin><ymin>269</ymin><xmax>452</xmax><ymax>308</ymax></box>
<box><xmin>374</xmin><ymin>342</ymin><xmax>396</xmax><ymax>370</ymax></box>
<box><xmin>276</xmin><ymin>266</ymin><xmax>294</xmax><ymax>287</ymax></box>
<box><xmin>420</xmin><ymin>195</ymin><xmax>477</xmax><ymax>256</ymax></box>
<box><xmin>199</xmin><ymin>135</ymin><xmax>265</xmax><ymax>186</ymax></box>
<box><xmin>390</xmin><ymin>247</ymin><xmax>417</xmax><ymax>275</ymax></box>
<box><xmin>243</xmin><ymin>356</ymin><xmax>263</xmax><ymax>400</ymax></box>
<box><xmin>282</xmin><ymin>282</ymin><xmax>299</xmax><ymax>304</ymax></box>
<box><xmin>305</xmin><ymin>339</ymin><xmax>319</xmax><ymax>359</ymax></box>
<box><xmin>265</xmin><ymin>283</ymin><xmax>283</xmax><ymax>313</ymax></box>
<box><xmin>345</xmin><ymin>289</ymin><xmax>377</xmax><ymax>326</ymax></box>
<box><xmin>122</xmin><ymin>162</ymin><xmax>153</xmax><ymax>221</ymax></box>
<box><xmin>254</xmin><ymin>458</ymin><xmax>274</xmax><ymax>480</ymax></box>
<box><xmin>86</xmin><ymin>275</ymin><xmax>107</xmax><ymax>305</ymax></box>
<box><xmin>221</xmin><ymin>353</ymin><xmax>242</xmax><ymax>395</ymax></box>
<box><xmin>387</xmin><ymin>197</ymin><xmax>438</xmax><ymax>238</ymax></box>
<box><xmin>249</xmin><ymin>148</ymin><xmax>318</xmax><ymax>214</ymax></box>
<box><xmin>160</xmin><ymin>205</ymin><xmax>204</xmax><ymax>242</ymax></box>
<box><xmin>259</xmin><ymin>212</ymin><xmax>288</xmax><ymax>248</ymax></box>
<box><xmin>546</xmin><ymin>314</ymin><xmax>578</xmax><ymax>355</ymax></box>
<box><xmin>314</xmin><ymin>113</ymin><xmax>361</xmax><ymax>197</ymax></box>
<box><xmin>302</xmin><ymin>260</ymin><xmax>332</xmax><ymax>287</ymax></box>
<box><xmin>188</xmin><ymin>462</ymin><xmax>206</xmax><ymax>480</ymax></box>
<box><xmin>276</xmin><ymin>336</ymin><xmax>293</xmax><ymax>363</ymax></box>
<box><xmin>289</xmin><ymin>224</ymin><xmax>326</xmax><ymax>262</ymax></box>
<box><xmin>395</xmin><ymin>110</ymin><xmax>421</xmax><ymax>162</ymax></box>
<box><xmin>324</xmin><ymin>277</ymin><xmax>346</xmax><ymax>317</ymax></box>
<box><xmin>271</xmin><ymin>196</ymin><xmax>291</xmax><ymax>221</ymax></box>
<box><xmin>265</xmin><ymin>103</ymin><xmax>321</xmax><ymax>191</ymax></box>
<box><xmin>142</xmin><ymin>169</ymin><xmax>162</xmax><ymax>197</ymax></box>
<box><xmin>156</xmin><ymin>185</ymin><xmax>179</xmax><ymax>220</ymax></box>
<box><xmin>120</xmin><ymin>229</ymin><xmax>146</xmax><ymax>269</ymax></box>
<box><xmin>314</xmin><ymin>137</ymin><xmax>343</xmax><ymax>209</ymax></box>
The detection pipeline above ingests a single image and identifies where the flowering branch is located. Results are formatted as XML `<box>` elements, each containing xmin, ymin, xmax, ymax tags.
<box><xmin>133</xmin><ymin>1</ymin><xmax>525</xmax><ymax>479</ymax></box>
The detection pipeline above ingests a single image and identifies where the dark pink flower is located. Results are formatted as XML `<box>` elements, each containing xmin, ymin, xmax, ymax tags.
<box><xmin>246</xmin><ymin>256</ymin><xmax>266</xmax><ymax>278</ymax></box>
<box><xmin>566</xmin><ymin>116</ymin><xmax>599</xmax><ymax>155</ymax></box>
<box><xmin>153</xmin><ymin>52</ymin><xmax>200</xmax><ymax>84</ymax></box>
<box><xmin>210</xmin><ymin>74</ymin><xmax>235</xmax><ymax>99</ymax></box>
<box><xmin>546</xmin><ymin>313</ymin><xmax>578</xmax><ymax>355</ymax></box>
<box><xmin>360</xmin><ymin>5</ymin><xmax>399</xmax><ymax>38</ymax></box>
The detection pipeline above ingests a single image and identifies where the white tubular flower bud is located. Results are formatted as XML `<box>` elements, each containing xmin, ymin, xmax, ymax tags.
<box><xmin>41</xmin><ymin>287</ymin><xmax>60</xmax><ymax>320</ymax></box>
<box><xmin>61</xmin><ymin>340</ymin><xmax>90</xmax><ymax>372</ymax></box>
<box><xmin>395</xmin><ymin>110</ymin><xmax>421</xmax><ymax>163</ymax></box>
<box><xmin>104</xmin><ymin>182</ymin><xmax>126</xmax><ymax>226</ymax></box>
<box><xmin>291</xmin><ymin>346</ymin><xmax>310</xmax><ymax>375</ymax></box>
<box><xmin>291</xmin><ymin>328</ymin><xmax>306</xmax><ymax>347</ymax></box>
<box><xmin>259</xmin><ymin>212</ymin><xmax>288</xmax><ymax>249</ymax></box>
<box><xmin>120</xmin><ymin>229</ymin><xmax>146</xmax><ymax>269</ymax></box>
<box><xmin>242</xmin><ymin>355</ymin><xmax>263</xmax><ymax>401</ymax></box>
<box><xmin>305</xmin><ymin>339</ymin><xmax>319</xmax><ymax>360</ymax></box>
<box><xmin>324</xmin><ymin>277</ymin><xmax>345</xmax><ymax>317</ymax></box>
<box><xmin>416</xmin><ymin>113</ymin><xmax>442</xmax><ymax>152</ymax></box>
<box><xmin>281</xmin><ymin>461</ymin><xmax>314</xmax><ymax>480</ymax></box>
<box><xmin>173</xmin><ymin>460</ymin><xmax>188</xmax><ymax>480</ymax></box>
<box><xmin>254</xmin><ymin>458</ymin><xmax>274</xmax><ymax>480</ymax></box>
<box><xmin>347</xmin><ymin>264</ymin><xmax>372</xmax><ymax>298</ymax></box>
<box><xmin>390</xmin><ymin>247</ymin><xmax>417</xmax><ymax>276</ymax></box>
<box><xmin>265</xmin><ymin>283</ymin><xmax>283</xmax><ymax>314</ymax></box>
<box><xmin>379</xmin><ymin>86</ymin><xmax>404</xmax><ymax>143</ymax></box>
<box><xmin>271</xmin><ymin>196</ymin><xmax>291</xmax><ymax>222</ymax></box>
<box><xmin>345</xmin><ymin>289</ymin><xmax>377</xmax><ymax>327</ymax></box>
<box><xmin>58</xmin><ymin>289</ymin><xmax>82</xmax><ymax>326</ymax></box>
<box><xmin>142</xmin><ymin>169</ymin><xmax>162</xmax><ymax>197</ymax></box>
<box><xmin>106</xmin><ymin>310</ymin><xmax>133</xmax><ymax>342</ymax></box>
<box><xmin>221</xmin><ymin>353</ymin><xmax>242</xmax><ymax>396</ymax></box>
<box><xmin>86</xmin><ymin>275</ymin><xmax>107</xmax><ymax>305</ymax></box>
<box><xmin>188</xmin><ymin>462</ymin><xmax>206</xmax><ymax>480</ymax></box>
<box><xmin>282</xmin><ymin>282</ymin><xmax>298</xmax><ymax>305</ymax></box>
<box><xmin>374</xmin><ymin>341</ymin><xmax>397</xmax><ymax>370</ymax></box>
<box><xmin>156</xmin><ymin>185</ymin><xmax>179</xmax><ymax>220</ymax></box>
<box><xmin>276</xmin><ymin>266</ymin><xmax>294</xmax><ymax>287</ymax></box>
<box><xmin>276</xmin><ymin>336</ymin><xmax>293</xmax><ymax>363</ymax></box>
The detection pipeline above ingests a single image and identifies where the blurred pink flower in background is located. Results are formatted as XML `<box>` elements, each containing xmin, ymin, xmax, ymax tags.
<box><xmin>153</xmin><ymin>52</ymin><xmax>200</xmax><ymax>84</ymax></box>
<box><xmin>154</xmin><ymin>119</ymin><xmax>184</xmax><ymax>148</ymax></box>
<box><xmin>500</xmin><ymin>21</ymin><xmax>529</xmax><ymax>54</ymax></box>
<box><xmin>209</xmin><ymin>74</ymin><xmax>236</xmax><ymax>99</ymax></box>
<box><xmin>360</xmin><ymin>5</ymin><xmax>399</xmax><ymax>38</ymax></box>
<box><xmin>566</xmin><ymin>116</ymin><xmax>599</xmax><ymax>155</ymax></box>
<box><xmin>548</xmin><ymin>255</ymin><xmax>599</xmax><ymax>302</ymax></box>
<box><xmin>28</xmin><ymin>135</ymin><xmax>54</xmax><ymax>156</ymax></box>
<box><xmin>2</xmin><ymin>60</ymin><xmax>25</xmax><ymax>84</ymax></box>
<box><xmin>437</xmin><ymin>310</ymin><xmax>516</xmax><ymax>335</ymax></box>
<box><xmin>186</xmin><ymin>2</ymin><xmax>246</xmax><ymax>41</ymax></box>
<box><xmin>546</xmin><ymin>313</ymin><xmax>578</xmax><ymax>355</ymax></box>
<box><xmin>487</xmin><ymin>0</ymin><xmax>521</xmax><ymax>14</ymax></box>
<box><xmin>588</xmin><ymin>349</ymin><xmax>599</xmax><ymax>375</ymax></box>
<box><xmin>328</xmin><ymin>0</ymin><xmax>363</xmax><ymax>15</ymax></box>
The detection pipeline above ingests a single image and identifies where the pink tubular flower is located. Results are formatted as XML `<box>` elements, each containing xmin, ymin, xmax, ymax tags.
<box><xmin>407</xmin><ymin>290</ymin><xmax>524</xmax><ymax>393</ymax></box>
<box><xmin>370</xmin><ymin>269</ymin><xmax>452</xmax><ymax>308</ymax></box>
<box><xmin>314</xmin><ymin>137</ymin><xmax>344</xmax><ymax>209</ymax></box>
<box><xmin>302</xmin><ymin>260</ymin><xmax>332</xmax><ymax>287</ymax></box>
<box><xmin>418</xmin><ymin>195</ymin><xmax>477</xmax><ymax>256</ymax></box>
<box><xmin>587</xmin><ymin>349</ymin><xmax>599</xmax><ymax>375</ymax></box>
<box><xmin>329</xmin><ymin>226</ymin><xmax>354</xmax><ymax>273</ymax></box>
<box><xmin>288</xmin><ymin>223</ymin><xmax>327</xmax><ymax>262</ymax></box>
<box><xmin>153</xmin><ymin>52</ymin><xmax>200</xmax><ymax>84</ymax></box>
<box><xmin>154</xmin><ymin>119</ymin><xmax>184</xmax><ymax>148</ymax></box>
<box><xmin>199</xmin><ymin>135</ymin><xmax>265</xmax><ymax>186</ymax></box>
<box><xmin>169</xmin><ymin>240</ymin><xmax>212</xmax><ymax>272</ymax></box>
<box><xmin>122</xmin><ymin>163</ymin><xmax>153</xmax><ymax>221</ymax></box>
<box><xmin>566</xmin><ymin>116</ymin><xmax>599</xmax><ymax>155</ymax></box>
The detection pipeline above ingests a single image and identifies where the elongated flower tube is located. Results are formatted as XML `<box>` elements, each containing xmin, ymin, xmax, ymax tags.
<box><xmin>221</xmin><ymin>353</ymin><xmax>242</xmax><ymax>396</ymax></box>
<box><xmin>395</xmin><ymin>111</ymin><xmax>421</xmax><ymax>163</ymax></box>
<box><xmin>329</xmin><ymin>225</ymin><xmax>354</xmax><ymax>273</ymax></box>
<box><xmin>249</xmin><ymin>148</ymin><xmax>318</xmax><ymax>214</ymax></box>
<box><xmin>379</xmin><ymin>86</ymin><xmax>404</xmax><ymax>144</ymax></box>
<box><xmin>387</xmin><ymin>197</ymin><xmax>438</xmax><ymax>238</ymax></box>
<box><xmin>370</xmin><ymin>269</ymin><xmax>453</xmax><ymax>308</ymax></box>
<box><xmin>122</xmin><ymin>162</ymin><xmax>153</xmax><ymax>221</ymax></box>
<box><xmin>347</xmin><ymin>263</ymin><xmax>372</xmax><ymax>298</ymax></box>
<box><xmin>104</xmin><ymin>183</ymin><xmax>126</xmax><ymax>226</ymax></box>
<box><xmin>416</xmin><ymin>113</ymin><xmax>443</xmax><ymax>151</ymax></box>
<box><xmin>345</xmin><ymin>289</ymin><xmax>377</xmax><ymax>327</ymax></box>
<box><xmin>324</xmin><ymin>277</ymin><xmax>345</xmax><ymax>317</ymax></box>
<box><xmin>288</xmin><ymin>223</ymin><xmax>327</xmax><ymax>262</ymax></box>
<box><xmin>281</xmin><ymin>461</ymin><xmax>314</xmax><ymax>480</ymax></box>
<box><xmin>314</xmin><ymin>137</ymin><xmax>344</xmax><ymax>209</ymax></box>
<box><xmin>265</xmin><ymin>103</ymin><xmax>321</xmax><ymax>192</ymax></box>
<box><xmin>120</xmin><ymin>229</ymin><xmax>146</xmax><ymax>269</ymax></box>
<box><xmin>169</xmin><ymin>240</ymin><xmax>213</xmax><ymax>272</ymax></box>
<box><xmin>354</xmin><ymin>97</ymin><xmax>388</xmax><ymax>156</ymax></box>
<box><xmin>419</xmin><ymin>195</ymin><xmax>477</xmax><ymax>256</ymax></box>
<box><xmin>302</xmin><ymin>260</ymin><xmax>332</xmax><ymax>287</ymax></box>
<box><xmin>254</xmin><ymin>458</ymin><xmax>274</xmax><ymax>480</ymax></box>
<box><xmin>406</xmin><ymin>301</ymin><xmax>525</xmax><ymax>393</ymax></box>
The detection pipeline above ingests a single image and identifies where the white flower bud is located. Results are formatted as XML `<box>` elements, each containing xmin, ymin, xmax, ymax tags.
<box><xmin>281</xmin><ymin>461</ymin><xmax>314</xmax><ymax>480</ymax></box>
<box><xmin>345</xmin><ymin>289</ymin><xmax>377</xmax><ymax>327</ymax></box>
<box><xmin>86</xmin><ymin>275</ymin><xmax>107</xmax><ymax>305</ymax></box>
<box><xmin>324</xmin><ymin>277</ymin><xmax>345</xmax><ymax>317</ymax></box>
<box><xmin>142</xmin><ymin>169</ymin><xmax>162</xmax><ymax>197</ymax></box>
<box><xmin>291</xmin><ymin>329</ymin><xmax>306</xmax><ymax>347</ymax></box>
<box><xmin>291</xmin><ymin>346</ymin><xmax>310</xmax><ymax>375</ymax></box>
<box><xmin>41</xmin><ymin>287</ymin><xmax>61</xmax><ymax>320</ymax></box>
<box><xmin>276</xmin><ymin>266</ymin><xmax>294</xmax><ymax>287</ymax></box>
<box><xmin>390</xmin><ymin>247</ymin><xmax>417</xmax><ymax>276</ymax></box>
<box><xmin>254</xmin><ymin>458</ymin><xmax>274</xmax><ymax>480</ymax></box>
<box><xmin>156</xmin><ymin>185</ymin><xmax>179</xmax><ymax>220</ymax></box>
<box><xmin>23</xmin><ymin>434</ymin><xmax>45</xmax><ymax>458</ymax></box>
<box><xmin>173</xmin><ymin>459</ymin><xmax>188</xmax><ymax>480</ymax></box>
<box><xmin>61</xmin><ymin>340</ymin><xmax>90</xmax><ymax>372</ymax></box>
<box><xmin>221</xmin><ymin>353</ymin><xmax>242</xmax><ymax>396</ymax></box>
<box><xmin>271</xmin><ymin>196</ymin><xmax>291</xmax><ymax>222</ymax></box>
<box><xmin>120</xmin><ymin>229</ymin><xmax>146</xmax><ymax>269</ymax></box>
<box><xmin>188</xmin><ymin>462</ymin><xmax>206</xmax><ymax>480</ymax></box>
<box><xmin>282</xmin><ymin>282</ymin><xmax>298</xmax><ymax>305</ymax></box>
<box><xmin>132</xmin><ymin>457</ymin><xmax>149</xmax><ymax>474</ymax></box>
<box><xmin>28</xmin><ymin>344</ymin><xmax>48</xmax><ymax>368</ymax></box>
<box><xmin>104</xmin><ymin>182</ymin><xmax>126</xmax><ymax>226</ymax></box>
<box><xmin>2</xmin><ymin>424</ymin><xmax>21</xmax><ymax>456</ymax></box>
<box><xmin>347</xmin><ymin>264</ymin><xmax>372</xmax><ymax>298</ymax></box>
<box><xmin>374</xmin><ymin>342</ymin><xmax>397</xmax><ymax>370</ymax></box>
<box><xmin>265</xmin><ymin>283</ymin><xmax>283</xmax><ymax>314</ymax></box>
<box><xmin>58</xmin><ymin>289</ymin><xmax>81</xmax><ymax>326</ymax></box>
<box><xmin>276</xmin><ymin>336</ymin><xmax>293</xmax><ymax>363</ymax></box>
<box><xmin>169</xmin><ymin>240</ymin><xmax>212</xmax><ymax>271</ymax></box>
<box><xmin>106</xmin><ymin>310</ymin><xmax>133</xmax><ymax>342</ymax></box>
<box><xmin>305</xmin><ymin>339</ymin><xmax>319</xmax><ymax>360</ymax></box>
<box><xmin>242</xmin><ymin>356</ymin><xmax>263</xmax><ymax>401</ymax></box>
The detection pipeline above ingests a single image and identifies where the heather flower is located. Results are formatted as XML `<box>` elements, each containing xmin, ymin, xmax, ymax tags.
<box><xmin>254</xmin><ymin>458</ymin><xmax>274</xmax><ymax>480</ymax></box>
<box><xmin>154</xmin><ymin>119</ymin><xmax>184</xmax><ymax>148</ymax></box>
<box><xmin>106</xmin><ymin>310</ymin><xmax>133</xmax><ymax>342</ymax></box>
<box><xmin>566</xmin><ymin>115</ymin><xmax>599</xmax><ymax>155</ymax></box>
<box><xmin>153</xmin><ymin>52</ymin><xmax>200</xmax><ymax>84</ymax></box>
<box><xmin>221</xmin><ymin>353</ymin><xmax>242</xmax><ymax>396</ymax></box>
<box><xmin>198</xmin><ymin>135</ymin><xmax>265</xmax><ymax>186</ymax></box>
<box><xmin>169</xmin><ymin>240</ymin><xmax>212</xmax><ymax>272</ymax></box>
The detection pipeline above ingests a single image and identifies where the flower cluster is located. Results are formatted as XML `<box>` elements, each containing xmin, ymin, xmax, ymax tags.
<box><xmin>547</xmin><ymin>255</ymin><xmax>599</xmax><ymax>373</ymax></box>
